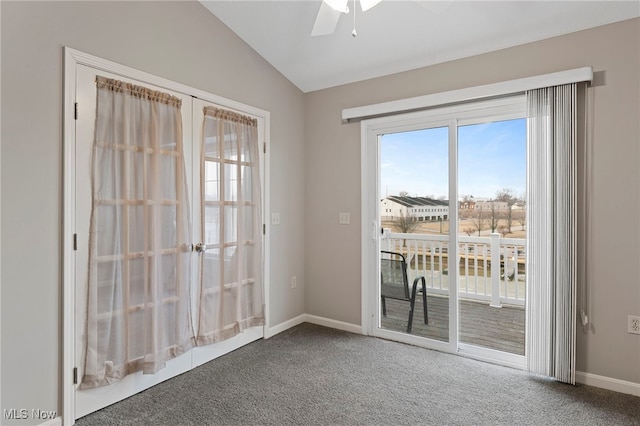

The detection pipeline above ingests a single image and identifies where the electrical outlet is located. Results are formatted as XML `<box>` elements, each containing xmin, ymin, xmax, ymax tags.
<box><xmin>629</xmin><ymin>315</ymin><xmax>640</xmax><ymax>335</ymax></box>
<box><xmin>291</xmin><ymin>276</ymin><xmax>297</xmax><ymax>289</ymax></box>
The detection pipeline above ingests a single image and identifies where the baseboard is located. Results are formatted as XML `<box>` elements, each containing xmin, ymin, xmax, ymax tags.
<box><xmin>294</xmin><ymin>318</ymin><xmax>640</xmax><ymax>398</ymax></box>
<box><xmin>576</xmin><ymin>371</ymin><xmax>640</xmax><ymax>397</ymax></box>
<box><xmin>265</xmin><ymin>314</ymin><xmax>306</xmax><ymax>338</ymax></box>
<box><xmin>303</xmin><ymin>314</ymin><xmax>362</xmax><ymax>335</ymax></box>
<box><xmin>266</xmin><ymin>314</ymin><xmax>362</xmax><ymax>338</ymax></box>
<box><xmin>268</xmin><ymin>317</ymin><xmax>640</xmax><ymax>398</ymax></box>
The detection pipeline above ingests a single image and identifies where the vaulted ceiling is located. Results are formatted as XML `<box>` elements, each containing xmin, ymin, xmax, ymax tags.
<box><xmin>201</xmin><ymin>1</ymin><xmax>640</xmax><ymax>93</ymax></box>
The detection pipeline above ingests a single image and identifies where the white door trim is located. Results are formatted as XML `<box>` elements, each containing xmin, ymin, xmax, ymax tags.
<box><xmin>63</xmin><ymin>47</ymin><xmax>270</xmax><ymax>425</ymax></box>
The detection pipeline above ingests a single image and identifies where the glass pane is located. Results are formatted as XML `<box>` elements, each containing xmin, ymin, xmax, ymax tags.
<box><xmin>224</xmin><ymin>206</ymin><xmax>237</xmax><ymax>244</ymax></box>
<box><xmin>239</xmin><ymin>127</ymin><xmax>255</xmax><ymax>163</ymax></box>
<box><xmin>205</xmin><ymin>161</ymin><xmax>220</xmax><ymax>202</ymax></box>
<box><xmin>379</xmin><ymin>126</ymin><xmax>449</xmax><ymax>343</ymax></box>
<box><xmin>224</xmin><ymin>163</ymin><xmax>238</xmax><ymax>202</ymax></box>
<box><xmin>223</xmin><ymin>246</ymin><xmax>236</xmax><ymax>284</ymax></box>
<box><xmin>203</xmin><ymin>247</ymin><xmax>220</xmax><ymax>290</ymax></box>
<box><xmin>96</xmin><ymin>205</ymin><xmax>122</xmax><ymax>257</ymax></box>
<box><xmin>129</xmin><ymin>108</ymin><xmax>147</xmax><ymax>149</ymax></box>
<box><xmin>129</xmin><ymin>205</ymin><xmax>145</xmax><ymax>254</ymax></box>
<box><xmin>457</xmin><ymin>118</ymin><xmax>526</xmax><ymax>355</ymax></box>
<box><xmin>130</xmin><ymin>151</ymin><xmax>144</xmax><ymax>200</ymax></box>
<box><xmin>129</xmin><ymin>257</ymin><xmax>145</xmax><ymax>306</ymax></box>
<box><xmin>223</xmin><ymin>123</ymin><xmax>238</xmax><ymax>160</ymax></box>
<box><xmin>161</xmin><ymin>154</ymin><xmax>177</xmax><ymax>201</ymax></box>
<box><xmin>161</xmin><ymin>253</ymin><xmax>177</xmax><ymax>298</ymax></box>
<box><xmin>96</xmin><ymin>261</ymin><xmax>118</xmax><ymax>315</ymax></box>
<box><xmin>204</xmin><ymin>119</ymin><xmax>220</xmax><ymax>158</ymax></box>
<box><xmin>204</xmin><ymin>206</ymin><xmax>220</xmax><ymax>245</ymax></box>
<box><xmin>242</xmin><ymin>205</ymin><xmax>255</xmax><ymax>238</ymax></box>
<box><xmin>241</xmin><ymin>165</ymin><xmax>253</xmax><ymax>201</ymax></box>
<box><xmin>129</xmin><ymin>310</ymin><xmax>144</xmax><ymax>358</ymax></box>
<box><xmin>161</xmin><ymin>205</ymin><xmax>176</xmax><ymax>249</ymax></box>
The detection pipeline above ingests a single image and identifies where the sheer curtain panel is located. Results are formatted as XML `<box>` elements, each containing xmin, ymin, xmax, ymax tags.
<box><xmin>196</xmin><ymin>107</ymin><xmax>264</xmax><ymax>346</ymax></box>
<box><xmin>81</xmin><ymin>76</ymin><xmax>194</xmax><ymax>389</ymax></box>
<box><xmin>526</xmin><ymin>83</ymin><xmax>578</xmax><ymax>384</ymax></box>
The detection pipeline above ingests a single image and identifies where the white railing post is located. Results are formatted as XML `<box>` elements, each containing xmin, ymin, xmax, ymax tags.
<box><xmin>385</xmin><ymin>232</ymin><xmax>524</xmax><ymax>305</ymax></box>
<box><xmin>490</xmin><ymin>232</ymin><xmax>502</xmax><ymax>308</ymax></box>
<box><xmin>381</xmin><ymin>228</ymin><xmax>391</xmax><ymax>251</ymax></box>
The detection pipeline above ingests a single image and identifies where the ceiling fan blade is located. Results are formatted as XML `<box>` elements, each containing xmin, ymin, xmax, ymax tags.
<box><xmin>311</xmin><ymin>1</ymin><xmax>343</xmax><ymax>36</ymax></box>
<box><xmin>360</xmin><ymin>0</ymin><xmax>382</xmax><ymax>12</ymax></box>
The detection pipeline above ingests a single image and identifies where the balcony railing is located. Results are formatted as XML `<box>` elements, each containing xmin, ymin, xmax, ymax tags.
<box><xmin>381</xmin><ymin>230</ymin><xmax>526</xmax><ymax>307</ymax></box>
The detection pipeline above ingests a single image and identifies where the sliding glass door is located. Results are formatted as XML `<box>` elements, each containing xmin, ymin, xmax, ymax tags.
<box><xmin>362</xmin><ymin>96</ymin><xmax>526</xmax><ymax>367</ymax></box>
<box><xmin>456</xmin><ymin>118</ymin><xmax>526</xmax><ymax>361</ymax></box>
<box><xmin>379</xmin><ymin>125</ymin><xmax>451</xmax><ymax>344</ymax></box>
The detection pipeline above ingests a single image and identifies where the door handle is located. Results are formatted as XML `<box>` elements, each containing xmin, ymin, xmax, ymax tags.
<box><xmin>194</xmin><ymin>242</ymin><xmax>207</xmax><ymax>253</ymax></box>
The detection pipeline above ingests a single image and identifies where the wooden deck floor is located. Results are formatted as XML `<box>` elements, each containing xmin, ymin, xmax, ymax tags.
<box><xmin>380</xmin><ymin>295</ymin><xmax>525</xmax><ymax>355</ymax></box>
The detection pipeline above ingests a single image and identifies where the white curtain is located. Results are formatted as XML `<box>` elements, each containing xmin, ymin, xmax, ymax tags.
<box><xmin>526</xmin><ymin>83</ymin><xmax>577</xmax><ymax>384</ymax></box>
<box><xmin>81</xmin><ymin>76</ymin><xmax>194</xmax><ymax>389</ymax></box>
<box><xmin>196</xmin><ymin>107</ymin><xmax>264</xmax><ymax>345</ymax></box>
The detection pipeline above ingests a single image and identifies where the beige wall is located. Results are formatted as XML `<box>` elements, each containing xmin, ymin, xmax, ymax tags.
<box><xmin>305</xmin><ymin>18</ymin><xmax>640</xmax><ymax>384</ymax></box>
<box><xmin>1</xmin><ymin>1</ymin><xmax>639</xmax><ymax>422</ymax></box>
<box><xmin>1</xmin><ymin>1</ymin><xmax>305</xmax><ymax>422</ymax></box>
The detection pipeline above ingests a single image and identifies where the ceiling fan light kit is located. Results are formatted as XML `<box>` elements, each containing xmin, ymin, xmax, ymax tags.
<box><xmin>324</xmin><ymin>0</ymin><xmax>381</xmax><ymax>13</ymax></box>
<box><xmin>359</xmin><ymin>0</ymin><xmax>382</xmax><ymax>12</ymax></box>
<box><xmin>324</xmin><ymin>0</ymin><xmax>349</xmax><ymax>14</ymax></box>
<box><xmin>312</xmin><ymin>0</ymin><xmax>382</xmax><ymax>37</ymax></box>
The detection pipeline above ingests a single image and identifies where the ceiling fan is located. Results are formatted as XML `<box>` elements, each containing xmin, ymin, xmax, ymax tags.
<box><xmin>311</xmin><ymin>0</ymin><xmax>382</xmax><ymax>37</ymax></box>
<box><xmin>311</xmin><ymin>0</ymin><xmax>451</xmax><ymax>37</ymax></box>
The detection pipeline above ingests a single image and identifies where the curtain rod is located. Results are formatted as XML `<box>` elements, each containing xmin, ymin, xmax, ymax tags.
<box><xmin>342</xmin><ymin>66</ymin><xmax>593</xmax><ymax>123</ymax></box>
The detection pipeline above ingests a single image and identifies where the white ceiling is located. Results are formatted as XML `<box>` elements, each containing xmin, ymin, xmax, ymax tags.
<box><xmin>200</xmin><ymin>1</ymin><xmax>640</xmax><ymax>93</ymax></box>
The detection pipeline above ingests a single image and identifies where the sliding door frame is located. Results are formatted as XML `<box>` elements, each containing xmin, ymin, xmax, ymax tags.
<box><xmin>361</xmin><ymin>116</ymin><xmax>457</xmax><ymax>354</ymax></box>
<box><xmin>63</xmin><ymin>47</ymin><xmax>270</xmax><ymax>425</ymax></box>
<box><xmin>360</xmin><ymin>96</ymin><xmax>526</xmax><ymax>363</ymax></box>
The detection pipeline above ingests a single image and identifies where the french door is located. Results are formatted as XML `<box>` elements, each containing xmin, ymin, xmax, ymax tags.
<box><xmin>71</xmin><ymin>60</ymin><xmax>266</xmax><ymax>420</ymax></box>
<box><xmin>362</xmin><ymin>96</ymin><xmax>526</xmax><ymax>367</ymax></box>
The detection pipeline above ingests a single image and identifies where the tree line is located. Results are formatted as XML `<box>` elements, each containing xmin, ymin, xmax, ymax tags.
<box><xmin>390</xmin><ymin>188</ymin><xmax>526</xmax><ymax>236</ymax></box>
<box><xmin>460</xmin><ymin>188</ymin><xmax>526</xmax><ymax>236</ymax></box>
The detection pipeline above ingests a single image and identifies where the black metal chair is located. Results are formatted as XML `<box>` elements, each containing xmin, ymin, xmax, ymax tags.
<box><xmin>380</xmin><ymin>250</ymin><xmax>428</xmax><ymax>333</ymax></box>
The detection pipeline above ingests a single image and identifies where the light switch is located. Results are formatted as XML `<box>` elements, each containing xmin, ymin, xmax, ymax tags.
<box><xmin>272</xmin><ymin>213</ymin><xmax>280</xmax><ymax>225</ymax></box>
<box><xmin>339</xmin><ymin>212</ymin><xmax>350</xmax><ymax>225</ymax></box>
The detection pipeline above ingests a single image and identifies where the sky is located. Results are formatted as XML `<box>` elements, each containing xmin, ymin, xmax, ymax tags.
<box><xmin>380</xmin><ymin>118</ymin><xmax>526</xmax><ymax>200</ymax></box>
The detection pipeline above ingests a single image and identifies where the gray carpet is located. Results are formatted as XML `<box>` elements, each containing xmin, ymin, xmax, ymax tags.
<box><xmin>76</xmin><ymin>323</ymin><xmax>640</xmax><ymax>425</ymax></box>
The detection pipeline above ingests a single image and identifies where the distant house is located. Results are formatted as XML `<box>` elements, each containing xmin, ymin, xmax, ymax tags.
<box><xmin>381</xmin><ymin>196</ymin><xmax>449</xmax><ymax>222</ymax></box>
<box><xmin>474</xmin><ymin>199</ymin><xmax>509</xmax><ymax>211</ymax></box>
<box><xmin>460</xmin><ymin>200</ymin><xmax>476</xmax><ymax>210</ymax></box>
